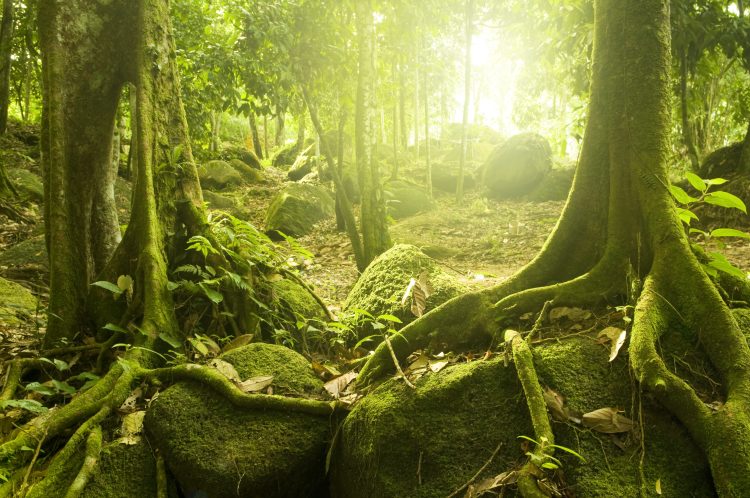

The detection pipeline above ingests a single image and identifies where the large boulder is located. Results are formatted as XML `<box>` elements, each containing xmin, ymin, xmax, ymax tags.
<box><xmin>81</xmin><ymin>441</ymin><xmax>161</xmax><ymax>498</ymax></box>
<box><xmin>202</xmin><ymin>190</ymin><xmax>236</xmax><ymax>210</ymax></box>
<box><xmin>265</xmin><ymin>184</ymin><xmax>335</xmax><ymax>238</ymax></box>
<box><xmin>430</xmin><ymin>162</ymin><xmax>479</xmax><ymax>193</ymax></box>
<box><xmin>482</xmin><ymin>133</ymin><xmax>553</xmax><ymax>198</ymax></box>
<box><xmin>229</xmin><ymin>158</ymin><xmax>264</xmax><ymax>184</ymax></box>
<box><xmin>6</xmin><ymin>168</ymin><xmax>43</xmax><ymax>203</ymax></box>
<box><xmin>697</xmin><ymin>142</ymin><xmax>742</xmax><ymax>179</ymax></box>
<box><xmin>0</xmin><ymin>276</ymin><xmax>37</xmax><ymax>326</ymax></box>
<box><xmin>198</xmin><ymin>160</ymin><xmax>243</xmax><ymax>190</ymax></box>
<box><xmin>219</xmin><ymin>143</ymin><xmax>262</xmax><ymax>170</ymax></box>
<box><xmin>330</xmin><ymin>337</ymin><xmax>712</xmax><ymax>498</ymax></box>
<box><xmin>343</xmin><ymin>244</ymin><xmax>465</xmax><ymax>331</ymax></box>
<box><xmin>273</xmin><ymin>278</ymin><xmax>328</xmax><ymax>322</ymax></box>
<box><xmin>384</xmin><ymin>180</ymin><xmax>434</xmax><ymax>220</ymax></box>
<box><xmin>526</xmin><ymin>167</ymin><xmax>575</xmax><ymax>202</ymax></box>
<box><xmin>144</xmin><ymin>343</ymin><xmax>331</xmax><ymax>498</ymax></box>
<box><xmin>287</xmin><ymin>155</ymin><xmax>319</xmax><ymax>182</ymax></box>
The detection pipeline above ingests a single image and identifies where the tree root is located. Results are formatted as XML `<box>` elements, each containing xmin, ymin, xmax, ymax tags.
<box><xmin>64</xmin><ymin>425</ymin><xmax>102</xmax><ymax>498</ymax></box>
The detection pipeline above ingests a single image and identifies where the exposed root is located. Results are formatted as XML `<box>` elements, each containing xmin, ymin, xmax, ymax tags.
<box><xmin>64</xmin><ymin>425</ymin><xmax>102</xmax><ymax>498</ymax></box>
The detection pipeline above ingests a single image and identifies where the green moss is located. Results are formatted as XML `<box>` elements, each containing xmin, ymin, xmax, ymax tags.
<box><xmin>265</xmin><ymin>183</ymin><xmax>335</xmax><ymax>238</ymax></box>
<box><xmin>202</xmin><ymin>189</ymin><xmax>236</xmax><ymax>210</ymax></box>
<box><xmin>81</xmin><ymin>441</ymin><xmax>160</xmax><ymax>498</ymax></box>
<box><xmin>526</xmin><ymin>167</ymin><xmax>575</xmax><ymax>202</ymax></box>
<box><xmin>383</xmin><ymin>180</ymin><xmax>435</xmax><ymax>220</ymax></box>
<box><xmin>229</xmin><ymin>158</ymin><xmax>264</xmax><ymax>183</ymax></box>
<box><xmin>273</xmin><ymin>278</ymin><xmax>327</xmax><ymax>322</ymax></box>
<box><xmin>198</xmin><ymin>160</ymin><xmax>244</xmax><ymax>190</ymax></box>
<box><xmin>144</xmin><ymin>344</ymin><xmax>331</xmax><ymax>498</ymax></box>
<box><xmin>6</xmin><ymin>168</ymin><xmax>43</xmax><ymax>203</ymax></box>
<box><xmin>220</xmin><ymin>342</ymin><xmax>323</xmax><ymax>395</ymax></box>
<box><xmin>0</xmin><ymin>277</ymin><xmax>37</xmax><ymax>326</ymax></box>
<box><xmin>343</xmin><ymin>244</ymin><xmax>466</xmax><ymax>332</ymax></box>
<box><xmin>0</xmin><ymin>235</ymin><xmax>47</xmax><ymax>271</ymax></box>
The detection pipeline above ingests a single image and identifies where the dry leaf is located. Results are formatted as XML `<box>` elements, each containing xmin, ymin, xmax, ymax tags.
<box><xmin>118</xmin><ymin>410</ymin><xmax>145</xmax><ymax>445</ymax></box>
<box><xmin>404</xmin><ymin>354</ymin><xmax>430</xmax><ymax>374</ymax></box>
<box><xmin>543</xmin><ymin>387</ymin><xmax>569</xmax><ymax>422</ymax></box>
<box><xmin>312</xmin><ymin>361</ymin><xmax>341</xmax><ymax>380</ymax></box>
<box><xmin>429</xmin><ymin>359</ymin><xmax>450</xmax><ymax>373</ymax></box>
<box><xmin>209</xmin><ymin>359</ymin><xmax>241</xmax><ymax>383</ymax></box>
<box><xmin>324</xmin><ymin>371</ymin><xmax>358</xmax><ymax>399</ymax></box>
<box><xmin>549</xmin><ymin>307</ymin><xmax>592</xmax><ymax>322</ymax></box>
<box><xmin>582</xmin><ymin>407</ymin><xmax>634</xmax><ymax>433</ymax></box>
<box><xmin>222</xmin><ymin>334</ymin><xmax>254</xmax><ymax>353</ymax></box>
<box><xmin>238</xmin><ymin>375</ymin><xmax>274</xmax><ymax>393</ymax></box>
<box><xmin>597</xmin><ymin>327</ymin><xmax>628</xmax><ymax>362</ymax></box>
<box><xmin>119</xmin><ymin>387</ymin><xmax>143</xmax><ymax>413</ymax></box>
<box><xmin>409</xmin><ymin>271</ymin><xmax>433</xmax><ymax>318</ymax></box>
<box><xmin>655</xmin><ymin>478</ymin><xmax>662</xmax><ymax>495</ymax></box>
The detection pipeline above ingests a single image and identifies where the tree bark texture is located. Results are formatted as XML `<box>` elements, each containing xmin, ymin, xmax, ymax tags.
<box><xmin>0</xmin><ymin>0</ymin><xmax>14</xmax><ymax>134</ymax></box>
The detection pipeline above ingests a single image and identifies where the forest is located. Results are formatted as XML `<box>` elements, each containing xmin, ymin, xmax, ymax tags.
<box><xmin>0</xmin><ymin>0</ymin><xmax>749</xmax><ymax>496</ymax></box>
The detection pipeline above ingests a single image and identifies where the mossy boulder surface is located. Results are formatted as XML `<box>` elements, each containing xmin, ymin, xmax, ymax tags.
<box><xmin>144</xmin><ymin>343</ymin><xmax>330</xmax><ymax>498</ymax></box>
<box><xmin>343</xmin><ymin>244</ymin><xmax>466</xmax><ymax>330</ymax></box>
<box><xmin>220</xmin><ymin>143</ymin><xmax>262</xmax><ymax>170</ymax></box>
<box><xmin>383</xmin><ymin>180</ymin><xmax>434</xmax><ymax>220</ymax></box>
<box><xmin>199</xmin><ymin>160</ymin><xmax>244</xmax><ymax>190</ymax></box>
<box><xmin>265</xmin><ymin>183</ymin><xmax>335</xmax><ymax>238</ymax></box>
<box><xmin>273</xmin><ymin>278</ymin><xmax>328</xmax><ymax>323</ymax></box>
<box><xmin>526</xmin><ymin>167</ymin><xmax>575</xmax><ymax>202</ymax></box>
<box><xmin>330</xmin><ymin>337</ymin><xmax>712</xmax><ymax>498</ymax></box>
<box><xmin>81</xmin><ymin>441</ymin><xmax>160</xmax><ymax>498</ymax></box>
<box><xmin>229</xmin><ymin>158</ymin><xmax>264</xmax><ymax>183</ymax></box>
<box><xmin>482</xmin><ymin>132</ymin><xmax>552</xmax><ymax>198</ymax></box>
<box><xmin>202</xmin><ymin>189</ymin><xmax>236</xmax><ymax>210</ymax></box>
<box><xmin>0</xmin><ymin>277</ymin><xmax>37</xmax><ymax>326</ymax></box>
<box><xmin>6</xmin><ymin>167</ymin><xmax>43</xmax><ymax>203</ymax></box>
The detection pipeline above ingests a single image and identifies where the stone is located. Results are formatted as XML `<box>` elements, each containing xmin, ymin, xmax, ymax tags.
<box><xmin>265</xmin><ymin>184</ymin><xmax>335</xmax><ymax>238</ymax></box>
<box><xmin>383</xmin><ymin>180</ymin><xmax>434</xmax><ymax>220</ymax></box>
<box><xmin>526</xmin><ymin>167</ymin><xmax>575</xmax><ymax>202</ymax></box>
<box><xmin>198</xmin><ymin>160</ymin><xmax>243</xmax><ymax>190</ymax></box>
<box><xmin>202</xmin><ymin>190</ymin><xmax>236</xmax><ymax>210</ymax></box>
<box><xmin>6</xmin><ymin>168</ymin><xmax>43</xmax><ymax>203</ymax></box>
<box><xmin>481</xmin><ymin>132</ymin><xmax>553</xmax><ymax>198</ymax></box>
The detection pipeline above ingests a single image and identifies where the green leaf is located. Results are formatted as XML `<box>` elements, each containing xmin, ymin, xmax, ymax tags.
<box><xmin>158</xmin><ymin>331</ymin><xmax>183</xmax><ymax>350</ymax></box>
<box><xmin>676</xmin><ymin>208</ymin><xmax>699</xmax><ymax>226</ymax></box>
<box><xmin>51</xmin><ymin>380</ymin><xmax>77</xmax><ymax>395</ymax></box>
<box><xmin>550</xmin><ymin>444</ymin><xmax>587</xmax><ymax>462</ymax></box>
<box><xmin>0</xmin><ymin>399</ymin><xmax>48</xmax><ymax>414</ymax></box>
<box><xmin>103</xmin><ymin>323</ymin><xmax>128</xmax><ymax>334</ymax></box>
<box><xmin>53</xmin><ymin>359</ymin><xmax>69</xmax><ymax>371</ymax></box>
<box><xmin>707</xmin><ymin>253</ymin><xmax>747</xmax><ymax>280</ymax></box>
<box><xmin>685</xmin><ymin>172</ymin><xmax>706</xmax><ymax>192</ymax></box>
<box><xmin>710</xmin><ymin>228</ymin><xmax>750</xmax><ymax>239</ymax></box>
<box><xmin>25</xmin><ymin>382</ymin><xmax>56</xmax><ymax>396</ymax></box>
<box><xmin>706</xmin><ymin>178</ymin><xmax>728</xmax><ymax>186</ymax></box>
<box><xmin>689</xmin><ymin>228</ymin><xmax>708</xmax><ymax>237</ymax></box>
<box><xmin>377</xmin><ymin>314</ymin><xmax>403</xmax><ymax>324</ymax></box>
<box><xmin>704</xmin><ymin>191</ymin><xmax>747</xmax><ymax>213</ymax></box>
<box><xmin>91</xmin><ymin>281</ymin><xmax>123</xmax><ymax>296</ymax></box>
<box><xmin>199</xmin><ymin>283</ymin><xmax>224</xmax><ymax>304</ymax></box>
<box><xmin>541</xmin><ymin>462</ymin><xmax>559</xmax><ymax>470</ymax></box>
<box><xmin>668</xmin><ymin>185</ymin><xmax>698</xmax><ymax>205</ymax></box>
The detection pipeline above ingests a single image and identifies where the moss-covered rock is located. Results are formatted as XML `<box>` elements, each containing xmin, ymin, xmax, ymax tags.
<box><xmin>0</xmin><ymin>276</ymin><xmax>37</xmax><ymax>326</ymax></box>
<box><xmin>202</xmin><ymin>189</ymin><xmax>236</xmax><ymax>210</ymax></box>
<box><xmin>265</xmin><ymin>183</ymin><xmax>335</xmax><ymax>238</ymax></box>
<box><xmin>199</xmin><ymin>160</ymin><xmax>244</xmax><ymax>190</ymax></box>
<box><xmin>526</xmin><ymin>167</ymin><xmax>575</xmax><ymax>202</ymax></box>
<box><xmin>482</xmin><ymin>132</ymin><xmax>552</xmax><ymax>198</ymax></box>
<box><xmin>430</xmin><ymin>162</ymin><xmax>478</xmax><ymax>193</ymax></box>
<box><xmin>273</xmin><ymin>278</ymin><xmax>328</xmax><ymax>322</ymax></box>
<box><xmin>81</xmin><ymin>441</ymin><xmax>161</xmax><ymax>498</ymax></box>
<box><xmin>383</xmin><ymin>180</ymin><xmax>434</xmax><ymax>220</ymax></box>
<box><xmin>229</xmin><ymin>158</ymin><xmax>265</xmax><ymax>184</ymax></box>
<box><xmin>144</xmin><ymin>343</ymin><xmax>330</xmax><ymax>498</ymax></box>
<box><xmin>219</xmin><ymin>143</ymin><xmax>262</xmax><ymax>170</ymax></box>
<box><xmin>7</xmin><ymin>167</ymin><xmax>43</xmax><ymax>203</ymax></box>
<box><xmin>287</xmin><ymin>155</ymin><xmax>319</xmax><ymax>182</ymax></box>
<box><xmin>273</xmin><ymin>141</ymin><xmax>312</xmax><ymax>169</ymax></box>
<box><xmin>0</xmin><ymin>235</ymin><xmax>48</xmax><ymax>272</ymax></box>
<box><xmin>343</xmin><ymin>244</ymin><xmax>466</xmax><ymax>331</ymax></box>
<box><xmin>331</xmin><ymin>337</ymin><xmax>713</xmax><ymax>498</ymax></box>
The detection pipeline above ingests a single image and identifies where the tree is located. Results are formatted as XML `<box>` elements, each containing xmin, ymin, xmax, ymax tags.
<box><xmin>359</xmin><ymin>0</ymin><xmax>750</xmax><ymax>494</ymax></box>
<box><xmin>455</xmin><ymin>0</ymin><xmax>474</xmax><ymax>204</ymax></box>
<box><xmin>0</xmin><ymin>0</ymin><xmax>14</xmax><ymax>134</ymax></box>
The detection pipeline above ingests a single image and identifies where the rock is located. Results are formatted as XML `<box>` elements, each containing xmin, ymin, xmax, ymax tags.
<box><xmin>229</xmin><ymin>159</ymin><xmax>264</xmax><ymax>184</ymax></box>
<box><xmin>6</xmin><ymin>168</ymin><xmax>43</xmax><ymax>203</ymax></box>
<box><xmin>273</xmin><ymin>278</ymin><xmax>328</xmax><ymax>322</ymax></box>
<box><xmin>265</xmin><ymin>184</ymin><xmax>335</xmax><ymax>238</ymax></box>
<box><xmin>482</xmin><ymin>132</ymin><xmax>553</xmax><ymax>198</ymax></box>
<box><xmin>430</xmin><ymin>162</ymin><xmax>478</xmax><ymax>193</ymax></box>
<box><xmin>697</xmin><ymin>142</ymin><xmax>742</xmax><ymax>179</ymax></box>
<box><xmin>526</xmin><ymin>167</ymin><xmax>575</xmax><ymax>202</ymax></box>
<box><xmin>343</xmin><ymin>244</ymin><xmax>465</xmax><ymax>332</ymax></box>
<box><xmin>0</xmin><ymin>276</ymin><xmax>37</xmax><ymax>326</ymax></box>
<box><xmin>272</xmin><ymin>140</ymin><xmax>314</xmax><ymax>169</ymax></box>
<box><xmin>219</xmin><ymin>143</ymin><xmax>262</xmax><ymax>170</ymax></box>
<box><xmin>287</xmin><ymin>155</ymin><xmax>319</xmax><ymax>182</ymax></box>
<box><xmin>330</xmin><ymin>337</ymin><xmax>712</xmax><ymax>498</ymax></box>
<box><xmin>384</xmin><ymin>180</ymin><xmax>434</xmax><ymax>220</ymax></box>
<box><xmin>144</xmin><ymin>343</ymin><xmax>331</xmax><ymax>498</ymax></box>
<box><xmin>198</xmin><ymin>160</ymin><xmax>243</xmax><ymax>190</ymax></box>
<box><xmin>0</xmin><ymin>235</ymin><xmax>48</xmax><ymax>273</ymax></box>
<box><xmin>81</xmin><ymin>441</ymin><xmax>161</xmax><ymax>498</ymax></box>
<box><xmin>202</xmin><ymin>190</ymin><xmax>236</xmax><ymax>210</ymax></box>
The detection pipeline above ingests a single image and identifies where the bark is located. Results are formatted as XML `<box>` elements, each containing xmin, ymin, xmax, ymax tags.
<box><xmin>456</xmin><ymin>0</ymin><xmax>474</xmax><ymax>204</ymax></box>
<box><xmin>740</xmin><ymin>121</ymin><xmax>750</xmax><ymax>173</ymax></box>
<box><xmin>295</xmin><ymin>109</ymin><xmax>306</xmax><ymax>150</ymax></box>
<box><xmin>423</xmin><ymin>72</ymin><xmax>432</xmax><ymax>199</ymax></box>
<box><xmin>0</xmin><ymin>0</ymin><xmax>14</xmax><ymax>134</ymax></box>
<box><xmin>209</xmin><ymin>111</ymin><xmax>221</xmax><ymax>153</ymax></box>
<box><xmin>398</xmin><ymin>53</ymin><xmax>408</xmax><ymax>167</ymax></box>
<box><xmin>275</xmin><ymin>110</ymin><xmax>285</xmax><ymax>147</ymax></box>
<box><xmin>413</xmin><ymin>45</ymin><xmax>420</xmax><ymax>162</ymax></box>
<box><xmin>355</xmin><ymin>0</ymin><xmax>390</xmax><ymax>266</ymax></box>
<box><xmin>335</xmin><ymin>106</ymin><xmax>347</xmax><ymax>232</ymax></box>
<box><xmin>679</xmin><ymin>49</ymin><xmax>700</xmax><ymax>170</ymax></box>
<box><xmin>248</xmin><ymin>111</ymin><xmax>264</xmax><ymax>159</ymax></box>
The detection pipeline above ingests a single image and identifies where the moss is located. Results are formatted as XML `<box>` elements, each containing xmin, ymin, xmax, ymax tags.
<box><xmin>332</xmin><ymin>337</ymin><xmax>713</xmax><ymax>498</ymax></box>
<box><xmin>0</xmin><ymin>235</ymin><xmax>47</xmax><ymax>271</ymax></box>
<box><xmin>343</xmin><ymin>244</ymin><xmax>466</xmax><ymax>332</ymax></box>
<box><xmin>202</xmin><ymin>189</ymin><xmax>236</xmax><ymax>210</ymax></box>
<box><xmin>220</xmin><ymin>342</ymin><xmax>323</xmax><ymax>395</ymax></box>
<box><xmin>265</xmin><ymin>183</ymin><xmax>335</xmax><ymax>238</ymax></box>
<box><xmin>198</xmin><ymin>160</ymin><xmax>244</xmax><ymax>190</ymax></box>
<box><xmin>481</xmin><ymin>133</ymin><xmax>553</xmax><ymax>199</ymax></box>
<box><xmin>383</xmin><ymin>180</ymin><xmax>435</xmax><ymax>220</ymax></box>
<box><xmin>6</xmin><ymin>168</ymin><xmax>42</xmax><ymax>203</ymax></box>
<box><xmin>0</xmin><ymin>276</ymin><xmax>37</xmax><ymax>326</ymax></box>
<box><xmin>144</xmin><ymin>344</ymin><xmax>331</xmax><ymax>498</ymax></box>
<box><xmin>273</xmin><ymin>277</ymin><xmax>327</xmax><ymax>322</ymax></box>
<box><xmin>80</xmin><ymin>441</ymin><xmax>160</xmax><ymax>498</ymax></box>
<box><xmin>229</xmin><ymin>158</ymin><xmax>264</xmax><ymax>183</ymax></box>
<box><xmin>526</xmin><ymin>167</ymin><xmax>575</xmax><ymax>202</ymax></box>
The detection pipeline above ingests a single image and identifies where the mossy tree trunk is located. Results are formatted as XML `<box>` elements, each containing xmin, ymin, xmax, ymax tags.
<box><xmin>360</xmin><ymin>0</ymin><xmax>750</xmax><ymax>494</ymax></box>
<box><xmin>0</xmin><ymin>0</ymin><xmax>13</xmax><ymax>135</ymax></box>
<box><xmin>355</xmin><ymin>0</ymin><xmax>390</xmax><ymax>267</ymax></box>
<box><xmin>455</xmin><ymin>0</ymin><xmax>473</xmax><ymax>205</ymax></box>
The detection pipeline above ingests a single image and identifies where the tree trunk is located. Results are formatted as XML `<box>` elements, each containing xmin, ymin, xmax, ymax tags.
<box><xmin>398</xmin><ymin>53</ymin><xmax>408</xmax><ymax>166</ymax></box>
<box><xmin>741</xmin><ymin>122</ymin><xmax>750</xmax><ymax>173</ymax></box>
<box><xmin>360</xmin><ymin>0</ymin><xmax>750</xmax><ymax>493</ymax></box>
<box><xmin>456</xmin><ymin>0</ymin><xmax>474</xmax><ymax>204</ymax></box>
<box><xmin>355</xmin><ymin>0</ymin><xmax>391</xmax><ymax>267</ymax></box>
<box><xmin>423</xmin><ymin>72</ymin><xmax>432</xmax><ymax>199</ymax></box>
<box><xmin>295</xmin><ymin>109</ymin><xmax>306</xmax><ymax>151</ymax></box>
<box><xmin>248</xmin><ymin>112</ymin><xmax>264</xmax><ymax>159</ymax></box>
<box><xmin>263</xmin><ymin>114</ymin><xmax>269</xmax><ymax>156</ymax></box>
<box><xmin>335</xmin><ymin>106</ymin><xmax>347</xmax><ymax>232</ymax></box>
<box><xmin>679</xmin><ymin>49</ymin><xmax>700</xmax><ymax>170</ymax></box>
<box><xmin>275</xmin><ymin>110</ymin><xmax>285</xmax><ymax>147</ymax></box>
<box><xmin>413</xmin><ymin>46</ymin><xmax>420</xmax><ymax>162</ymax></box>
<box><xmin>0</xmin><ymin>0</ymin><xmax>14</xmax><ymax>134</ymax></box>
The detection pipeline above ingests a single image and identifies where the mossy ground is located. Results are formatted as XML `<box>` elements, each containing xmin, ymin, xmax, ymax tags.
<box><xmin>0</xmin><ymin>276</ymin><xmax>37</xmax><ymax>325</ymax></box>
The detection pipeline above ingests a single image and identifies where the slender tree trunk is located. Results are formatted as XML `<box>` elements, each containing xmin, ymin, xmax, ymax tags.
<box><xmin>0</xmin><ymin>0</ymin><xmax>14</xmax><ymax>134</ymax></box>
<box><xmin>335</xmin><ymin>106</ymin><xmax>347</xmax><ymax>232</ymax></box>
<box><xmin>248</xmin><ymin>112</ymin><xmax>264</xmax><ymax>159</ymax></box>
<box><xmin>263</xmin><ymin>115</ymin><xmax>269</xmax><ymax>156</ymax></box>
<box><xmin>398</xmin><ymin>53</ymin><xmax>408</xmax><ymax>165</ymax></box>
<box><xmin>679</xmin><ymin>49</ymin><xmax>700</xmax><ymax>170</ymax></box>
<box><xmin>296</xmin><ymin>110</ymin><xmax>306</xmax><ymax>151</ymax></box>
<box><xmin>423</xmin><ymin>73</ymin><xmax>432</xmax><ymax>198</ymax></box>
<box><xmin>275</xmin><ymin>111</ymin><xmax>285</xmax><ymax>147</ymax></box>
<box><xmin>456</xmin><ymin>0</ymin><xmax>474</xmax><ymax>204</ymax></box>
<box><xmin>413</xmin><ymin>46</ymin><xmax>420</xmax><ymax>162</ymax></box>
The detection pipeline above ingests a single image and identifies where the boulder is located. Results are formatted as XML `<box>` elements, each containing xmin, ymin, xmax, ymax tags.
<box><xmin>7</xmin><ymin>168</ymin><xmax>43</xmax><ymax>203</ymax></box>
<box><xmin>343</xmin><ymin>244</ymin><xmax>465</xmax><ymax>332</ymax></box>
<box><xmin>384</xmin><ymin>180</ymin><xmax>434</xmax><ymax>220</ymax></box>
<box><xmin>273</xmin><ymin>278</ymin><xmax>328</xmax><ymax>322</ymax></box>
<box><xmin>273</xmin><ymin>140</ymin><xmax>314</xmax><ymax>169</ymax></box>
<box><xmin>229</xmin><ymin>159</ymin><xmax>264</xmax><ymax>184</ymax></box>
<box><xmin>482</xmin><ymin>133</ymin><xmax>553</xmax><ymax>198</ymax></box>
<box><xmin>198</xmin><ymin>160</ymin><xmax>243</xmax><ymax>190</ymax></box>
<box><xmin>265</xmin><ymin>184</ymin><xmax>335</xmax><ymax>238</ymax></box>
<box><xmin>430</xmin><ymin>162</ymin><xmax>478</xmax><ymax>193</ymax></box>
<box><xmin>144</xmin><ymin>343</ymin><xmax>331</xmax><ymax>498</ymax></box>
<box><xmin>219</xmin><ymin>143</ymin><xmax>262</xmax><ymax>170</ymax></box>
<box><xmin>526</xmin><ymin>167</ymin><xmax>575</xmax><ymax>202</ymax></box>
<box><xmin>330</xmin><ymin>337</ymin><xmax>712</xmax><ymax>498</ymax></box>
<box><xmin>81</xmin><ymin>441</ymin><xmax>161</xmax><ymax>498</ymax></box>
<box><xmin>202</xmin><ymin>190</ymin><xmax>236</xmax><ymax>210</ymax></box>
<box><xmin>697</xmin><ymin>142</ymin><xmax>742</xmax><ymax>179</ymax></box>
<box><xmin>0</xmin><ymin>276</ymin><xmax>37</xmax><ymax>326</ymax></box>
<box><xmin>287</xmin><ymin>155</ymin><xmax>319</xmax><ymax>182</ymax></box>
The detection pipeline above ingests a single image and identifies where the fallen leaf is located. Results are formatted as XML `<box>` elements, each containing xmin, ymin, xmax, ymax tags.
<box><xmin>655</xmin><ymin>479</ymin><xmax>662</xmax><ymax>495</ymax></box>
<box><xmin>409</xmin><ymin>271</ymin><xmax>433</xmax><ymax>318</ymax></box>
<box><xmin>543</xmin><ymin>387</ymin><xmax>569</xmax><ymax>422</ymax></box>
<box><xmin>582</xmin><ymin>407</ymin><xmax>634</xmax><ymax>433</ymax></box>
<box><xmin>549</xmin><ymin>307</ymin><xmax>592</xmax><ymax>322</ymax></box>
<box><xmin>209</xmin><ymin>359</ymin><xmax>241</xmax><ymax>383</ymax></box>
<box><xmin>312</xmin><ymin>361</ymin><xmax>341</xmax><ymax>380</ymax></box>
<box><xmin>429</xmin><ymin>360</ymin><xmax>450</xmax><ymax>373</ymax></box>
<box><xmin>238</xmin><ymin>375</ymin><xmax>274</xmax><ymax>393</ymax></box>
<box><xmin>119</xmin><ymin>387</ymin><xmax>143</xmax><ymax>413</ymax></box>
<box><xmin>118</xmin><ymin>410</ymin><xmax>145</xmax><ymax>445</ymax></box>
<box><xmin>597</xmin><ymin>327</ymin><xmax>628</xmax><ymax>362</ymax></box>
<box><xmin>222</xmin><ymin>334</ymin><xmax>254</xmax><ymax>353</ymax></box>
<box><xmin>324</xmin><ymin>371</ymin><xmax>358</xmax><ymax>399</ymax></box>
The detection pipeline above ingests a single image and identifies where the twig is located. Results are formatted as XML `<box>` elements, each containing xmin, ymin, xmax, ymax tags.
<box><xmin>417</xmin><ymin>451</ymin><xmax>423</xmax><ymax>486</ymax></box>
<box><xmin>383</xmin><ymin>334</ymin><xmax>415</xmax><ymax>389</ymax></box>
<box><xmin>281</xmin><ymin>269</ymin><xmax>335</xmax><ymax>322</ymax></box>
<box><xmin>445</xmin><ymin>442</ymin><xmax>503</xmax><ymax>498</ymax></box>
<box><xmin>18</xmin><ymin>428</ymin><xmax>46</xmax><ymax>497</ymax></box>
<box><xmin>526</xmin><ymin>300</ymin><xmax>552</xmax><ymax>343</ymax></box>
